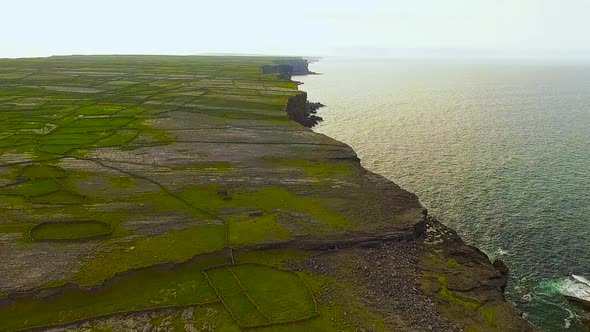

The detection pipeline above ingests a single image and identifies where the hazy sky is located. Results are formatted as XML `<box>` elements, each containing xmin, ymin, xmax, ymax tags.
<box><xmin>2</xmin><ymin>0</ymin><xmax>590</xmax><ymax>59</ymax></box>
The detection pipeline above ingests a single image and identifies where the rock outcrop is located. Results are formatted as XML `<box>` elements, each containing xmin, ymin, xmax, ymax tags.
<box><xmin>284</xmin><ymin>92</ymin><xmax>323</xmax><ymax>127</ymax></box>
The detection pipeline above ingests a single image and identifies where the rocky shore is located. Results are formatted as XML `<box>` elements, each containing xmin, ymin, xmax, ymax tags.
<box><xmin>276</xmin><ymin>58</ymin><xmax>536</xmax><ymax>331</ymax></box>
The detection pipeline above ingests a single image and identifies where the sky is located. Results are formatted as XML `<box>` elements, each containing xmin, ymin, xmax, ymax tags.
<box><xmin>2</xmin><ymin>0</ymin><xmax>590</xmax><ymax>59</ymax></box>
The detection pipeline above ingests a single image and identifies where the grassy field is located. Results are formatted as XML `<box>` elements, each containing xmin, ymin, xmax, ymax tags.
<box><xmin>30</xmin><ymin>220</ymin><xmax>112</xmax><ymax>240</ymax></box>
<box><xmin>0</xmin><ymin>55</ymin><xmax>401</xmax><ymax>331</ymax></box>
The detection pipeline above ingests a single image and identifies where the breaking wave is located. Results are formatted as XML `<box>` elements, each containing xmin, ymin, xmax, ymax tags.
<box><xmin>558</xmin><ymin>275</ymin><xmax>590</xmax><ymax>302</ymax></box>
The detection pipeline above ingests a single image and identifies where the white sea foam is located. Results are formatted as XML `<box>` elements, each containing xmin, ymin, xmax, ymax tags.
<box><xmin>572</xmin><ymin>275</ymin><xmax>590</xmax><ymax>288</ymax></box>
<box><xmin>496</xmin><ymin>248</ymin><xmax>509</xmax><ymax>256</ymax></box>
<box><xmin>558</xmin><ymin>275</ymin><xmax>590</xmax><ymax>302</ymax></box>
<box><xmin>564</xmin><ymin>308</ymin><xmax>575</xmax><ymax>329</ymax></box>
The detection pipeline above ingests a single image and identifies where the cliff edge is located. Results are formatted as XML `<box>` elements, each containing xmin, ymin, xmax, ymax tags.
<box><xmin>0</xmin><ymin>55</ymin><xmax>534</xmax><ymax>332</ymax></box>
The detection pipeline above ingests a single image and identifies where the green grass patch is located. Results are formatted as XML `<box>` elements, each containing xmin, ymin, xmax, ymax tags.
<box><xmin>194</xmin><ymin>270</ymin><xmax>383</xmax><ymax>332</ymax></box>
<box><xmin>231</xmin><ymin>264</ymin><xmax>318</xmax><ymax>323</ymax></box>
<box><xmin>76</xmin><ymin>224</ymin><xmax>226</xmax><ymax>285</ymax></box>
<box><xmin>0</xmin><ymin>222</ymin><xmax>36</xmax><ymax>234</ymax></box>
<box><xmin>74</xmin><ymin>105</ymin><xmax>123</xmax><ymax>116</ymax></box>
<box><xmin>132</xmin><ymin>189</ymin><xmax>214</xmax><ymax>219</ymax></box>
<box><xmin>480</xmin><ymin>306</ymin><xmax>495</xmax><ymax>327</ymax></box>
<box><xmin>264</xmin><ymin>158</ymin><xmax>354</xmax><ymax>177</ymax></box>
<box><xmin>69</xmin><ymin>117</ymin><xmax>131</xmax><ymax>128</ymax></box>
<box><xmin>0</xmin><ymin>179</ymin><xmax>61</xmax><ymax>196</ymax></box>
<box><xmin>232</xmin><ymin>187</ymin><xmax>346</xmax><ymax>226</ymax></box>
<box><xmin>27</xmin><ymin>203</ymin><xmax>128</xmax><ymax>239</ymax></box>
<box><xmin>39</xmin><ymin>132</ymin><xmax>110</xmax><ymax>145</ymax></box>
<box><xmin>139</xmin><ymin>123</ymin><xmax>173</xmax><ymax>143</ymax></box>
<box><xmin>236</xmin><ymin>249</ymin><xmax>308</xmax><ymax>267</ymax></box>
<box><xmin>0</xmin><ymin>257</ymin><xmax>219</xmax><ymax>331</ymax></box>
<box><xmin>205</xmin><ymin>266</ymin><xmax>271</xmax><ymax>327</ymax></box>
<box><xmin>48</xmin><ymin>126</ymin><xmax>106</xmax><ymax>134</ymax></box>
<box><xmin>38</xmin><ymin>144</ymin><xmax>79</xmax><ymax>155</ymax></box>
<box><xmin>228</xmin><ymin>214</ymin><xmax>289</xmax><ymax>247</ymax></box>
<box><xmin>0</xmin><ymin>134</ymin><xmax>36</xmax><ymax>148</ymax></box>
<box><xmin>30</xmin><ymin>190</ymin><xmax>86</xmax><ymax>205</ymax></box>
<box><xmin>206</xmin><ymin>264</ymin><xmax>317</xmax><ymax>328</ymax></box>
<box><xmin>180</xmin><ymin>186</ymin><xmax>346</xmax><ymax>226</ymax></box>
<box><xmin>178</xmin><ymin>185</ymin><xmax>226</xmax><ymax>213</ymax></box>
<box><xmin>93</xmin><ymin>129</ymin><xmax>139</xmax><ymax>147</ymax></box>
<box><xmin>296</xmin><ymin>271</ymin><xmax>329</xmax><ymax>295</ymax></box>
<box><xmin>21</xmin><ymin>165</ymin><xmax>67</xmax><ymax>179</ymax></box>
<box><xmin>30</xmin><ymin>220</ymin><xmax>112</xmax><ymax>241</ymax></box>
<box><xmin>0</xmin><ymin>195</ymin><xmax>30</xmax><ymax>208</ymax></box>
<box><xmin>437</xmin><ymin>276</ymin><xmax>495</xmax><ymax>327</ymax></box>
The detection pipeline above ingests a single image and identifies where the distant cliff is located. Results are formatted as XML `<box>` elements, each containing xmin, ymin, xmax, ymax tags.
<box><xmin>261</xmin><ymin>58</ymin><xmax>310</xmax><ymax>78</ymax></box>
<box><xmin>260</xmin><ymin>58</ymin><xmax>325</xmax><ymax>127</ymax></box>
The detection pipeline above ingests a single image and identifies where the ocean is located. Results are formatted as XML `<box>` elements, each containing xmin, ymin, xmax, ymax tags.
<box><xmin>297</xmin><ymin>58</ymin><xmax>590</xmax><ymax>331</ymax></box>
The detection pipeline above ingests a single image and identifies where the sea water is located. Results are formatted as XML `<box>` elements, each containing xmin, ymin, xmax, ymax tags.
<box><xmin>297</xmin><ymin>58</ymin><xmax>590</xmax><ymax>331</ymax></box>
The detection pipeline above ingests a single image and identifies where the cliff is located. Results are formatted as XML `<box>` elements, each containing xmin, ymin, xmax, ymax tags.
<box><xmin>261</xmin><ymin>59</ymin><xmax>324</xmax><ymax>127</ymax></box>
<box><xmin>0</xmin><ymin>55</ymin><xmax>535</xmax><ymax>332</ymax></box>
<box><xmin>261</xmin><ymin>58</ymin><xmax>310</xmax><ymax>78</ymax></box>
<box><xmin>277</xmin><ymin>58</ymin><xmax>536</xmax><ymax>331</ymax></box>
<box><xmin>283</xmin><ymin>91</ymin><xmax>323</xmax><ymax>127</ymax></box>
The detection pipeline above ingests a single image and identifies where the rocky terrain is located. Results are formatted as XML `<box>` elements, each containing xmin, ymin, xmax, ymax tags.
<box><xmin>0</xmin><ymin>55</ymin><xmax>534</xmax><ymax>331</ymax></box>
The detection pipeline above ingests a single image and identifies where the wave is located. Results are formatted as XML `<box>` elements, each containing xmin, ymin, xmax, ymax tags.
<box><xmin>564</xmin><ymin>308</ymin><xmax>575</xmax><ymax>329</ymax></box>
<box><xmin>496</xmin><ymin>248</ymin><xmax>509</xmax><ymax>256</ymax></box>
<box><xmin>558</xmin><ymin>275</ymin><xmax>590</xmax><ymax>302</ymax></box>
<box><xmin>572</xmin><ymin>275</ymin><xmax>590</xmax><ymax>288</ymax></box>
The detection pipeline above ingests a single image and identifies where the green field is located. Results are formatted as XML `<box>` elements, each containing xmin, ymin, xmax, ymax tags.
<box><xmin>0</xmin><ymin>257</ymin><xmax>220</xmax><ymax>331</ymax></box>
<box><xmin>30</xmin><ymin>220</ymin><xmax>112</xmax><ymax>241</ymax></box>
<box><xmin>205</xmin><ymin>264</ymin><xmax>318</xmax><ymax>328</ymax></box>
<box><xmin>0</xmin><ymin>55</ymin><xmax>401</xmax><ymax>331</ymax></box>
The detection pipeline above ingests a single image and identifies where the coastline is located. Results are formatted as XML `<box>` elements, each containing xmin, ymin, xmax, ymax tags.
<box><xmin>295</xmin><ymin>58</ymin><xmax>590</xmax><ymax>331</ymax></box>
<box><xmin>0</xmin><ymin>55</ymin><xmax>536</xmax><ymax>331</ymax></box>
<box><xmin>286</xmin><ymin>58</ymin><xmax>537</xmax><ymax>331</ymax></box>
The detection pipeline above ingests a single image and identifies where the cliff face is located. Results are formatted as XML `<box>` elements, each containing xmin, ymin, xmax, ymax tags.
<box><xmin>285</xmin><ymin>91</ymin><xmax>308</xmax><ymax>124</ymax></box>
<box><xmin>279</xmin><ymin>59</ymin><xmax>536</xmax><ymax>332</ymax></box>
<box><xmin>275</xmin><ymin>58</ymin><xmax>310</xmax><ymax>75</ymax></box>
<box><xmin>284</xmin><ymin>91</ymin><xmax>322</xmax><ymax>127</ymax></box>
<box><xmin>261</xmin><ymin>58</ymin><xmax>310</xmax><ymax>78</ymax></box>
<box><xmin>270</xmin><ymin>59</ymin><xmax>323</xmax><ymax>128</ymax></box>
<box><xmin>0</xmin><ymin>55</ymin><xmax>535</xmax><ymax>332</ymax></box>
